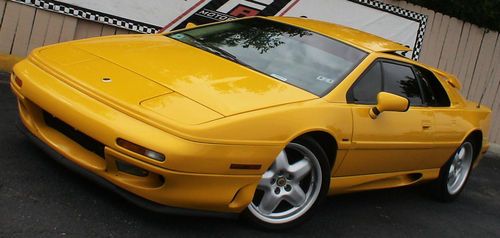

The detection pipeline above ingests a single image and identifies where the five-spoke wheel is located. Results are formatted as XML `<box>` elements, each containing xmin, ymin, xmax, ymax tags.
<box><xmin>433</xmin><ymin>139</ymin><xmax>476</xmax><ymax>202</ymax></box>
<box><xmin>245</xmin><ymin>138</ymin><xmax>330</xmax><ymax>229</ymax></box>
<box><xmin>447</xmin><ymin>142</ymin><xmax>473</xmax><ymax>195</ymax></box>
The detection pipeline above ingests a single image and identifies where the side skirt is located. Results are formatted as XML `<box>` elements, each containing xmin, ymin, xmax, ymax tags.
<box><xmin>328</xmin><ymin>169</ymin><xmax>440</xmax><ymax>195</ymax></box>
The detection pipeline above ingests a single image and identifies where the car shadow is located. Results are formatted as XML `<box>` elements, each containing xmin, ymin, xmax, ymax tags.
<box><xmin>26</xmin><ymin>138</ymin><xmax>441</xmax><ymax>237</ymax></box>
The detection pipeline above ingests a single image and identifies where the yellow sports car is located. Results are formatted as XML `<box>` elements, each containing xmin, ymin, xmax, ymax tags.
<box><xmin>11</xmin><ymin>16</ymin><xmax>491</xmax><ymax>229</ymax></box>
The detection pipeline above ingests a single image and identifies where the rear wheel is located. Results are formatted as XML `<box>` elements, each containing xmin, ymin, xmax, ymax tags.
<box><xmin>244</xmin><ymin>137</ymin><xmax>330</xmax><ymax>229</ymax></box>
<box><xmin>432</xmin><ymin>140</ymin><xmax>475</xmax><ymax>202</ymax></box>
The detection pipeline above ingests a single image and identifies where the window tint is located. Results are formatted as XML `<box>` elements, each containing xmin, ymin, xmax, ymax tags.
<box><xmin>351</xmin><ymin>62</ymin><xmax>382</xmax><ymax>103</ymax></box>
<box><xmin>168</xmin><ymin>18</ymin><xmax>367</xmax><ymax>96</ymax></box>
<box><xmin>414</xmin><ymin>66</ymin><xmax>451</xmax><ymax>107</ymax></box>
<box><xmin>417</xmin><ymin>72</ymin><xmax>437</xmax><ymax>105</ymax></box>
<box><xmin>382</xmin><ymin>62</ymin><xmax>423</xmax><ymax>106</ymax></box>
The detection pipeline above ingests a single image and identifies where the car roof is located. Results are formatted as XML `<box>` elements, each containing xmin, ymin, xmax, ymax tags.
<box><xmin>267</xmin><ymin>16</ymin><xmax>412</xmax><ymax>53</ymax></box>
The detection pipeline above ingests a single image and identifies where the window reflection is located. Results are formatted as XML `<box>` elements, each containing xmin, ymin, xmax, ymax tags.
<box><xmin>168</xmin><ymin>18</ymin><xmax>367</xmax><ymax>96</ymax></box>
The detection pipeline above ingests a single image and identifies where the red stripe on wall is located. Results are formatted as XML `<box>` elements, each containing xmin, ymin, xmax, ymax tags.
<box><xmin>279</xmin><ymin>0</ymin><xmax>301</xmax><ymax>16</ymax></box>
<box><xmin>159</xmin><ymin>0</ymin><xmax>206</xmax><ymax>32</ymax></box>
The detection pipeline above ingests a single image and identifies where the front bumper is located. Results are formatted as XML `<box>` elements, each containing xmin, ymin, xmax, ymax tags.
<box><xmin>17</xmin><ymin>121</ymin><xmax>236</xmax><ymax>218</ymax></box>
<box><xmin>10</xmin><ymin>60</ymin><xmax>276</xmax><ymax>214</ymax></box>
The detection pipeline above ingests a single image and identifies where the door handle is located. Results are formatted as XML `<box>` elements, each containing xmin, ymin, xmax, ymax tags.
<box><xmin>422</xmin><ymin>120</ymin><xmax>432</xmax><ymax>130</ymax></box>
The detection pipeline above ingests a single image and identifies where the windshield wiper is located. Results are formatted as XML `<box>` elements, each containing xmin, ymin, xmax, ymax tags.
<box><xmin>179</xmin><ymin>33</ymin><xmax>258</xmax><ymax>71</ymax></box>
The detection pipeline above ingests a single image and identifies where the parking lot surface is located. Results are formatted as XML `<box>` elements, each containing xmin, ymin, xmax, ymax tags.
<box><xmin>1</xmin><ymin>73</ymin><xmax>499</xmax><ymax>237</ymax></box>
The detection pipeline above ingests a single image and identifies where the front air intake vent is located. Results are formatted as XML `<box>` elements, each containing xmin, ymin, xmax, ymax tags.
<box><xmin>43</xmin><ymin>111</ymin><xmax>105</xmax><ymax>158</ymax></box>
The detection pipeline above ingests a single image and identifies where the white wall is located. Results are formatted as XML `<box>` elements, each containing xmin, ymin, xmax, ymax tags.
<box><xmin>58</xmin><ymin>0</ymin><xmax>421</xmax><ymax>54</ymax></box>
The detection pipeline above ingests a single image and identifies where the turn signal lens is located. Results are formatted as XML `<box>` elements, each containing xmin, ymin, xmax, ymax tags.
<box><xmin>116</xmin><ymin>138</ymin><xmax>165</xmax><ymax>162</ymax></box>
<box><xmin>12</xmin><ymin>74</ymin><xmax>22</xmax><ymax>87</ymax></box>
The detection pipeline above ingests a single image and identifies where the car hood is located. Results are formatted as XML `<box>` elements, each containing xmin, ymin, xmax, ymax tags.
<box><xmin>32</xmin><ymin>34</ymin><xmax>317</xmax><ymax>122</ymax></box>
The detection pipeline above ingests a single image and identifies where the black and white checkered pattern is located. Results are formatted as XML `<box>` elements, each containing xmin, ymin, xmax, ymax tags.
<box><xmin>11</xmin><ymin>0</ymin><xmax>160</xmax><ymax>34</ymax></box>
<box><xmin>11</xmin><ymin>0</ymin><xmax>428</xmax><ymax>60</ymax></box>
<box><xmin>349</xmin><ymin>0</ymin><xmax>428</xmax><ymax>60</ymax></box>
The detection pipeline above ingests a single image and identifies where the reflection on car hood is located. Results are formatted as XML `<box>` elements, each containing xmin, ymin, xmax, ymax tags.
<box><xmin>39</xmin><ymin>34</ymin><xmax>318</xmax><ymax>117</ymax></box>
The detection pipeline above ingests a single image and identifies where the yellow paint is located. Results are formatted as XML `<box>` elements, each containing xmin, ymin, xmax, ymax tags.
<box><xmin>11</xmin><ymin>17</ymin><xmax>491</xmax><ymax>214</ymax></box>
<box><xmin>369</xmin><ymin>92</ymin><xmax>410</xmax><ymax>119</ymax></box>
<box><xmin>185</xmin><ymin>22</ymin><xmax>198</xmax><ymax>29</ymax></box>
<box><xmin>330</xmin><ymin>169</ymin><xmax>440</xmax><ymax>195</ymax></box>
<box><xmin>141</xmin><ymin>92</ymin><xmax>223</xmax><ymax>125</ymax></box>
<box><xmin>428</xmin><ymin>65</ymin><xmax>463</xmax><ymax>90</ymax></box>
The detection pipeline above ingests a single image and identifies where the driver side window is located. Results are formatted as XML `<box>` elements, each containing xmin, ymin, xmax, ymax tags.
<box><xmin>350</xmin><ymin>62</ymin><xmax>382</xmax><ymax>104</ymax></box>
<box><xmin>349</xmin><ymin>60</ymin><xmax>425</xmax><ymax>106</ymax></box>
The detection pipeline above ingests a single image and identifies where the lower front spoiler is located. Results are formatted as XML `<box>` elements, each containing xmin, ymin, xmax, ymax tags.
<box><xmin>17</xmin><ymin>121</ymin><xmax>238</xmax><ymax>219</ymax></box>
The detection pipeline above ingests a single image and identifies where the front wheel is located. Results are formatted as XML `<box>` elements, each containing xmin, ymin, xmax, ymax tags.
<box><xmin>244</xmin><ymin>137</ymin><xmax>330</xmax><ymax>229</ymax></box>
<box><xmin>432</xmin><ymin>140</ymin><xmax>475</xmax><ymax>202</ymax></box>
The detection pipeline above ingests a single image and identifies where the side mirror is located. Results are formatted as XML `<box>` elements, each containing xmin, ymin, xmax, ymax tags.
<box><xmin>369</xmin><ymin>92</ymin><xmax>410</xmax><ymax>119</ymax></box>
<box><xmin>185</xmin><ymin>22</ymin><xmax>197</xmax><ymax>29</ymax></box>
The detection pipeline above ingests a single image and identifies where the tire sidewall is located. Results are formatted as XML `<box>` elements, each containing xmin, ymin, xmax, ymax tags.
<box><xmin>243</xmin><ymin>136</ymin><xmax>332</xmax><ymax>230</ymax></box>
<box><xmin>435</xmin><ymin>139</ymin><xmax>475</xmax><ymax>202</ymax></box>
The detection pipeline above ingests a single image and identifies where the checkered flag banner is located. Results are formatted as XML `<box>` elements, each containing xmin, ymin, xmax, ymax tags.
<box><xmin>349</xmin><ymin>0</ymin><xmax>428</xmax><ymax>60</ymax></box>
<box><xmin>11</xmin><ymin>0</ymin><xmax>428</xmax><ymax>60</ymax></box>
<box><xmin>11</xmin><ymin>0</ymin><xmax>161</xmax><ymax>34</ymax></box>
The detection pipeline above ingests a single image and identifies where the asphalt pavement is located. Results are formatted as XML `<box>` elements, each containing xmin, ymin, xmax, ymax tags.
<box><xmin>1</xmin><ymin>73</ymin><xmax>499</xmax><ymax>237</ymax></box>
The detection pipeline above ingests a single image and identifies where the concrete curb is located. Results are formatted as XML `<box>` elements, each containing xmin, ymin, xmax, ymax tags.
<box><xmin>0</xmin><ymin>54</ymin><xmax>23</xmax><ymax>73</ymax></box>
<box><xmin>488</xmin><ymin>143</ymin><xmax>500</xmax><ymax>158</ymax></box>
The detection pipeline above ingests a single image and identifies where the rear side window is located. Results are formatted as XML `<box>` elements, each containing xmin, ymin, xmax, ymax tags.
<box><xmin>382</xmin><ymin>62</ymin><xmax>424</xmax><ymax>106</ymax></box>
<box><xmin>414</xmin><ymin>66</ymin><xmax>451</xmax><ymax>107</ymax></box>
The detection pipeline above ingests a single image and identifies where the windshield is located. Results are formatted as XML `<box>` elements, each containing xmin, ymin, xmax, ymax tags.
<box><xmin>167</xmin><ymin>18</ymin><xmax>367</xmax><ymax>96</ymax></box>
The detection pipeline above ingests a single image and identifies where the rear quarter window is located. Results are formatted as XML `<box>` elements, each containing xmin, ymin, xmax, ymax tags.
<box><xmin>414</xmin><ymin>66</ymin><xmax>451</xmax><ymax>107</ymax></box>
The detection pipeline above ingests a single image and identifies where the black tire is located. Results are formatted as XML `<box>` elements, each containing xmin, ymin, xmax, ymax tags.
<box><xmin>243</xmin><ymin>137</ymin><xmax>331</xmax><ymax>230</ymax></box>
<box><xmin>432</xmin><ymin>138</ymin><xmax>476</xmax><ymax>202</ymax></box>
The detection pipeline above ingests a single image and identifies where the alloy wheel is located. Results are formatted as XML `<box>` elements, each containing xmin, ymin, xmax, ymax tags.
<box><xmin>248</xmin><ymin>143</ymin><xmax>323</xmax><ymax>224</ymax></box>
<box><xmin>447</xmin><ymin>142</ymin><xmax>473</xmax><ymax>195</ymax></box>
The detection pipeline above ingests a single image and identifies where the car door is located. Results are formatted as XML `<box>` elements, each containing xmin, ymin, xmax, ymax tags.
<box><xmin>413</xmin><ymin>65</ymin><xmax>461</xmax><ymax>168</ymax></box>
<box><xmin>336</xmin><ymin>59</ymin><xmax>436</xmax><ymax>176</ymax></box>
